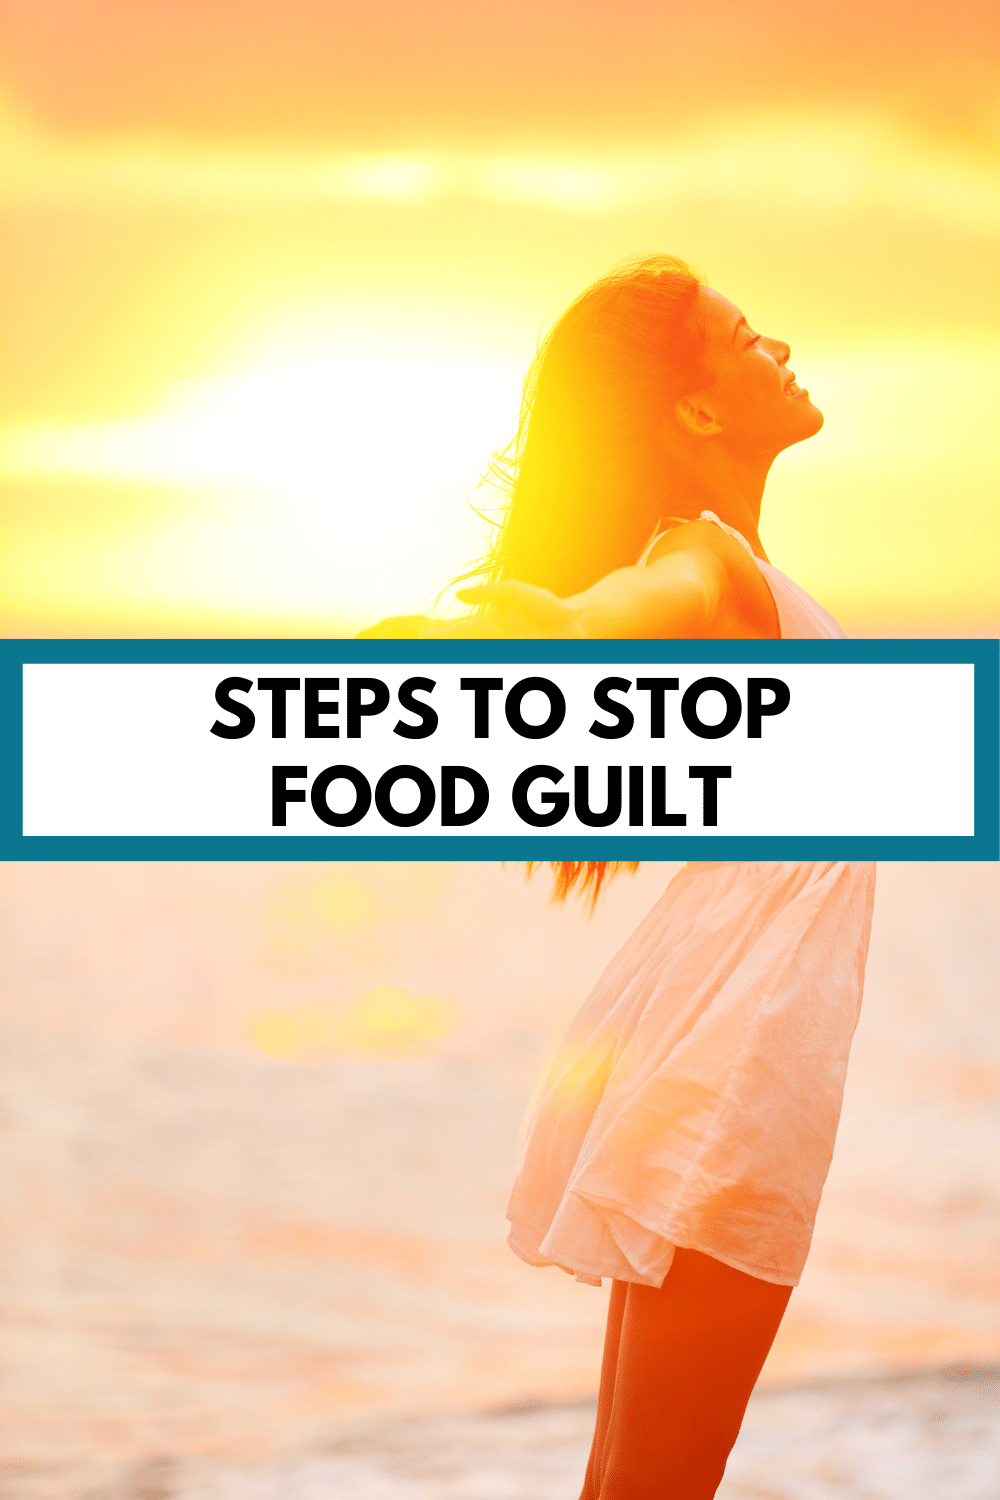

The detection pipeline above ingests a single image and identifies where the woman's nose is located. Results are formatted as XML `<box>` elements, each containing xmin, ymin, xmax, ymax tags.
<box><xmin>766</xmin><ymin>338</ymin><xmax>792</xmax><ymax>364</ymax></box>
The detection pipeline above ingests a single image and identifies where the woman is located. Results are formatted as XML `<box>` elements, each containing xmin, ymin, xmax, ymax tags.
<box><xmin>362</xmin><ymin>256</ymin><xmax>876</xmax><ymax>1499</ymax></box>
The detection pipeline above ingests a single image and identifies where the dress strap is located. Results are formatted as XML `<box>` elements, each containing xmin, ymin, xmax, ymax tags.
<box><xmin>636</xmin><ymin>510</ymin><xmax>756</xmax><ymax>567</ymax></box>
<box><xmin>698</xmin><ymin>510</ymin><xmax>756</xmax><ymax>558</ymax></box>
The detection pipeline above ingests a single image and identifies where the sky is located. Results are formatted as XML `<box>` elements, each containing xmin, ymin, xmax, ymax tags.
<box><xmin>0</xmin><ymin>0</ymin><xmax>997</xmax><ymax>635</ymax></box>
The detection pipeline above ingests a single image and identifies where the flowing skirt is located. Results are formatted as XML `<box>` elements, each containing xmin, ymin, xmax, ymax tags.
<box><xmin>507</xmin><ymin>861</ymin><xmax>876</xmax><ymax>1288</ymax></box>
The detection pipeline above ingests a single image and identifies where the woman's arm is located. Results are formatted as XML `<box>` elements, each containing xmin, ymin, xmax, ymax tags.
<box><xmin>458</xmin><ymin>548</ymin><xmax>722</xmax><ymax>637</ymax></box>
<box><xmin>458</xmin><ymin>522</ymin><xmax>779</xmax><ymax>639</ymax></box>
<box><xmin>568</xmin><ymin>544</ymin><xmax>730</xmax><ymax>637</ymax></box>
<box><xmin>356</xmin><ymin>613</ymin><xmax>430</xmax><ymax>638</ymax></box>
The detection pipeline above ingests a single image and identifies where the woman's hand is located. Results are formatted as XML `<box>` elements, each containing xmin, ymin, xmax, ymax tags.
<box><xmin>356</xmin><ymin>613</ymin><xmax>430</xmax><ymax>639</ymax></box>
<box><xmin>454</xmin><ymin>581</ymin><xmax>587</xmax><ymax>638</ymax></box>
<box><xmin>356</xmin><ymin>588</ymin><xmax>585</xmax><ymax>641</ymax></box>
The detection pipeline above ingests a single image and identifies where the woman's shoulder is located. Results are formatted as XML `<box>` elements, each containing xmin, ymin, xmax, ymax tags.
<box><xmin>644</xmin><ymin>518</ymin><xmax>780</xmax><ymax>638</ymax></box>
<box><xmin>643</xmin><ymin>514</ymin><xmax>755</xmax><ymax>569</ymax></box>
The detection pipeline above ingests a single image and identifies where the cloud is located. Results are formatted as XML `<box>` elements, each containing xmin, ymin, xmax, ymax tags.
<box><xmin>1</xmin><ymin>98</ymin><xmax>997</xmax><ymax>239</ymax></box>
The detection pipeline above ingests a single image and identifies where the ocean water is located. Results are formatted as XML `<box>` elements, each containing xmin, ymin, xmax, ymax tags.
<box><xmin>1</xmin><ymin>861</ymin><xmax>997</xmax><ymax>1495</ymax></box>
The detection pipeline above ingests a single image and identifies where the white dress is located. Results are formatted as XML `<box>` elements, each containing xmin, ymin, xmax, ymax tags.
<box><xmin>506</xmin><ymin>514</ymin><xmax>877</xmax><ymax>1288</ymax></box>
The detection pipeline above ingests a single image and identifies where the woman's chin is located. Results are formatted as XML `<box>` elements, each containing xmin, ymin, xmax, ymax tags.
<box><xmin>794</xmin><ymin>401</ymin><xmax>824</xmax><ymax>441</ymax></box>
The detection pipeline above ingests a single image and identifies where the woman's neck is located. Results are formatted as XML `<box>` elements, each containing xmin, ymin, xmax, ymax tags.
<box><xmin>666</xmin><ymin>450</ymin><xmax>773</xmax><ymax>561</ymax></box>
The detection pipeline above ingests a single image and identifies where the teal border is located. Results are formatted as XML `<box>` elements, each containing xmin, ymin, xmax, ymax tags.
<box><xmin>4</xmin><ymin>638</ymin><xmax>997</xmax><ymax>861</ymax></box>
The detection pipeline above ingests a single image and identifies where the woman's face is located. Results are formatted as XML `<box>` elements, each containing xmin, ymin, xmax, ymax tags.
<box><xmin>694</xmin><ymin>288</ymin><xmax>824</xmax><ymax>457</ymax></box>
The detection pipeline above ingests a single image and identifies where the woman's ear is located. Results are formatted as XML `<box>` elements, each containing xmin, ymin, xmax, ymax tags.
<box><xmin>673</xmin><ymin>393</ymin><xmax>723</xmax><ymax>438</ymax></box>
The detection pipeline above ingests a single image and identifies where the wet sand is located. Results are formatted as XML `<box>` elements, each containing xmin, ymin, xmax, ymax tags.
<box><xmin>174</xmin><ymin>1366</ymin><xmax>1000</xmax><ymax>1500</ymax></box>
<box><xmin>1</xmin><ymin>861</ymin><xmax>997</xmax><ymax>1495</ymax></box>
<box><xmin>9</xmin><ymin>1367</ymin><xmax>1000</xmax><ymax>1498</ymax></box>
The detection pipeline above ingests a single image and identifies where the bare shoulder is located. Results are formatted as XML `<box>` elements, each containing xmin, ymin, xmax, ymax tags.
<box><xmin>644</xmin><ymin>520</ymin><xmax>780</xmax><ymax>638</ymax></box>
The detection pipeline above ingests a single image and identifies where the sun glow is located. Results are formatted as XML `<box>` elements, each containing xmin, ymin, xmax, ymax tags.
<box><xmin>0</xmin><ymin>353</ymin><xmax>518</xmax><ymax>491</ymax></box>
<box><xmin>1</xmin><ymin>91</ymin><xmax>997</xmax><ymax>636</ymax></box>
<box><xmin>3</xmin><ymin>335</ymin><xmax>996</xmax><ymax>634</ymax></box>
<box><xmin>0</xmin><ymin>337</ymin><xmax>525</xmax><ymax>627</ymax></box>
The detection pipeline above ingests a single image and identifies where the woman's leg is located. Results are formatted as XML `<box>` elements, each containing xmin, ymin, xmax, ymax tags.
<box><xmin>590</xmin><ymin>1248</ymin><xmax>792</xmax><ymax>1500</ymax></box>
<box><xmin>579</xmin><ymin>1279</ymin><xmax>628</xmax><ymax>1500</ymax></box>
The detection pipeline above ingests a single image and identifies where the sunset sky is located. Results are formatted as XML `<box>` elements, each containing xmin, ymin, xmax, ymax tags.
<box><xmin>1</xmin><ymin>0</ymin><xmax>997</xmax><ymax>635</ymax></box>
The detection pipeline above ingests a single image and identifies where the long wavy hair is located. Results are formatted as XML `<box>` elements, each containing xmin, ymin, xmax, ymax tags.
<box><xmin>468</xmin><ymin>254</ymin><xmax>709</xmax><ymax>599</ymax></box>
<box><xmin>474</xmin><ymin>255</ymin><xmax>710</xmax><ymax>906</ymax></box>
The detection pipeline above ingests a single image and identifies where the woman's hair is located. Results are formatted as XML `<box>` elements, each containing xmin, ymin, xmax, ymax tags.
<box><xmin>527</xmin><ymin>860</ymin><xmax>639</xmax><ymax>909</ymax></box>
<box><xmin>470</xmin><ymin>254</ymin><xmax>708</xmax><ymax>601</ymax></box>
<box><xmin>478</xmin><ymin>254</ymin><xmax>707</xmax><ymax>905</ymax></box>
